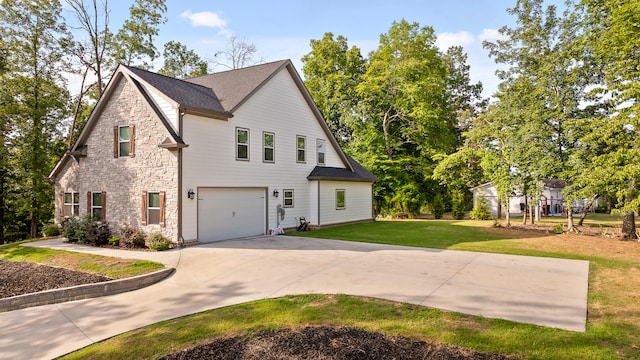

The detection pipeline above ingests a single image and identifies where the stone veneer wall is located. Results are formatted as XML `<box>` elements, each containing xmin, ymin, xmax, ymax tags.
<box><xmin>54</xmin><ymin>75</ymin><xmax>179</xmax><ymax>241</ymax></box>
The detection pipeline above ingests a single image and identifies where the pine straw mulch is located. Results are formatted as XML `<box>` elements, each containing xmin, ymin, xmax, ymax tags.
<box><xmin>159</xmin><ymin>325</ymin><xmax>516</xmax><ymax>360</ymax></box>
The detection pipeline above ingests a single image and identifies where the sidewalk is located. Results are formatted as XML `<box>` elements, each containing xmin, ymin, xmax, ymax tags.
<box><xmin>1</xmin><ymin>236</ymin><xmax>590</xmax><ymax>359</ymax></box>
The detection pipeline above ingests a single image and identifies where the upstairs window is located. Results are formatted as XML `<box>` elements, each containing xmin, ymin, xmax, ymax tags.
<box><xmin>263</xmin><ymin>132</ymin><xmax>274</xmax><ymax>163</ymax></box>
<box><xmin>317</xmin><ymin>138</ymin><xmax>326</xmax><ymax>165</ymax></box>
<box><xmin>63</xmin><ymin>192</ymin><xmax>79</xmax><ymax>217</ymax></box>
<box><xmin>296</xmin><ymin>136</ymin><xmax>306</xmax><ymax>163</ymax></box>
<box><xmin>114</xmin><ymin>125</ymin><xmax>135</xmax><ymax>158</ymax></box>
<box><xmin>236</xmin><ymin>128</ymin><xmax>249</xmax><ymax>160</ymax></box>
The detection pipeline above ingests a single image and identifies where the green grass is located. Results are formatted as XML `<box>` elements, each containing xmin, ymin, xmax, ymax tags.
<box><xmin>61</xmin><ymin>220</ymin><xmax>640</xmax><ymax>359</ymax></box>
<box><xmin>0</xmin><ymin>241</ymin><xmax>164</xmax><ymax>278</ymax></box>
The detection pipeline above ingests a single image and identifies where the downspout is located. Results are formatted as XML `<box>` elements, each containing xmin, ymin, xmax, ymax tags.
<box><xmin>317</xmin><ymin>181</ymin><xmax>321</xmax><ymax>226</ymax></box>
<box><xmin>177</xmin><ymin>107</ymin><xmax>184</xmax><ymax>244</ymax></box>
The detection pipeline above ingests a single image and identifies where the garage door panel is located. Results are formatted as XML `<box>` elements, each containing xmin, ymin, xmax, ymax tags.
<box><xmin>198</xmin><ymin>188</ymin><xmax>266</xmax><ymax>242</ymax></box>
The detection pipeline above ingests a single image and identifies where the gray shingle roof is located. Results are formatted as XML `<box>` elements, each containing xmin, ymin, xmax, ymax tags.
<box><xmin>307</xmin><ymin>156</ymin><xmax>378</xmax><ymax>182</ymax></box>
<box><xmin>185</xmin><ymin>60</ymin><xmax>289</xmax><ymax>112</ymax></box>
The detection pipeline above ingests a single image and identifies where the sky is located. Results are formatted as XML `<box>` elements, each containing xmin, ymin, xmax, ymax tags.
<box><xmin>65</xmin><ymin>0</ymin><xmax>566</xmax><ymax>99</ymax></box>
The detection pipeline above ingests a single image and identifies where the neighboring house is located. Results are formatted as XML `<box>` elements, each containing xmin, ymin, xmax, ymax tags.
<box><xmin>48</xmin><ymin>60</ymin><xmax>377</xmax><ymax>243</ymax></box>
<box><xmin>470</xmin><ymin>179</ymin><xmax>566</xmax><ymax>217</ymax></box>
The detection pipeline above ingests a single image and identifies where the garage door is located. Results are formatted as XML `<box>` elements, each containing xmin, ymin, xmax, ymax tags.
<box><xmin>198</xmin><ymin>188</ymin><xmax>266</xmax><ymax>242</ymax></box>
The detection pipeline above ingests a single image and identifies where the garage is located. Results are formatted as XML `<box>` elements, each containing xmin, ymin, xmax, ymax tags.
<box><xmin>197</xmin><ymin>187</ymin><xmax>267</xmax><ymax>242</ymax></box>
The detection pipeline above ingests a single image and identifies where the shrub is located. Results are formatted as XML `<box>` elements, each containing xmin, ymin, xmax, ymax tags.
<box><xmin>62</xmin><ymin>217</ymin><xmax>85</xmax><ymax>242</ymax></box>
<box><xmin>432</xmin><ymin>194</ymin><xmax>445</xmax><ymax>219</ymax></box>
<box><xmin>145</xmin><ymin>232</ymin><xmax>172</xmax><ymax>251</ymax></box>
<box><xmin>553</xmin><ymin>224</ymin><xmax>564</xmax><ymax>234</ymax></box>
<box><xmin>451</xmin><ymin>191</ymin><xmax>466</xmax><ymax>220</ymax></box>
<box><xmin>470</xmin><ymin>197</ymin><xmax>491</xmax><ymax>220</ymax></box>
<box><xmin>108</xmin><ymin>236</ymin><xmax>120</xmax><ymax>247</ymax></box>
<box><xmin>86</xmin><ymin>221</ymin><xmax>111</xmax><ymax>246</ymax></box>
<box><xmin>42</xmin><ymin>224</ymin><xmax>61</xmax><ymax>237</ymax></box>
<box><xmin>121</xmin><ymin>226</ymin><xmax>146</xmax><ymax>248</ymax></box>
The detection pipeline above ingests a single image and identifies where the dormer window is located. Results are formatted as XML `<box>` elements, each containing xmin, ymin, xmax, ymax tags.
<box><xmin>114</xmin><ymin>125</ymin><xmax>135</xmax><ymax>158</ymax></box>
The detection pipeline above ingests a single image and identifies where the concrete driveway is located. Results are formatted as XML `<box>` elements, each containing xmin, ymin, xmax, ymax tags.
<box><xmin>1</xmin><ymin>236</ymin><xmax>589</xmax><ymax>359</ymax></box>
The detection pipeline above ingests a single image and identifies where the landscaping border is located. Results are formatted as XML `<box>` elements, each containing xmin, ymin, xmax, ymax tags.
<box><xmin>0</xmin><ymin>267</ymin><xmax>174</xmax><ymax>312</ymax></box>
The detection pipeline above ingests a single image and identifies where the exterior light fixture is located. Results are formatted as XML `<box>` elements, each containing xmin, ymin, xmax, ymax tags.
<box><xmin>273</xmin><ymin>189</ymin><xmax>279</xmax><ymax>198</ymax></box>
<box><xmin>187</xmin><ymin>189</ymin><xmax>195</xmax><ymax>199</ymax></box>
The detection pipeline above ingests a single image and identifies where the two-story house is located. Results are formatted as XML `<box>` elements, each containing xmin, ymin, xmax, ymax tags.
<box><xmin>48</xmin><ymin>60</ymin><xmax>377</xmax><ymax>243</ymax></box>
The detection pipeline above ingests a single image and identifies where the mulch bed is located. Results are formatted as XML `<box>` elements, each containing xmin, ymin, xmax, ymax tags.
<box><xmin>0</xmin><ymin>259</ymin><xmax>111</xmax><ymax>298</ymax></box>
<box><xmin>160</xmin><ymin>326</ymin><xmax>516</xmax><ymax>360</ymax></box>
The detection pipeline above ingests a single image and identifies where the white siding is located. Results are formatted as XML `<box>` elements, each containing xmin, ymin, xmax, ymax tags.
<box><xmin>144</xmin><ymin>84</ymin><xmax>178</xmax><ymax>132</ymax></box>
<box><xmin>318</xmin><ymin>181</ymin><xmax>373</xmax><ymax>226</ymax></box>
<box><xmin>181</xmin><ymin>68</ymin><xmax>365</xmax><ymax>241</ymax></box>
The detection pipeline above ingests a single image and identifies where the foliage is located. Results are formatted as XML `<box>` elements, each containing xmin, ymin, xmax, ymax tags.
<box><xmin>432</xmin><ymin>193</ymin><xmax>445</xmax><ymax>219</ymax></box>
<box><xmin>145</xmin><ymin>232</ymin><xmax>172</xmax><ymax>251</ymax></box>
<box><xmin>42</xmin><ymin>224</ymin><xmax>61</xmax><ymax>237</ymax></box>
<box><xmin>121</xmin><ymin>225</ymin><xmax>146</xmax><ymax>248</ymax></box>
<box><xmin>159</xmin><ymin>40</ymin><xmax>208</xmax><ymax>79</ymax></box>
<box><xmin>553</xmin><ymin>224</ymin><xmax>564</xmax><ymax>234</ymax></box>
<box><xmin>470</xmin><ymin>197</ymin><xmax>491</xmax><ymax>220</ymax></box>
<box><xmin>451</xmin><ymin>190</ymin><xmax>466</xmax><ymax>220</ymax></box>
<box><xmin>61</xmin><ymin>216</ymin><xmax>87</xmax><ymax>243</ymax></box>
<box><xmin>85</xmin><ymin>221</ymin><xmax>111</xmax><ymax>246</ymax></box>
<box><xmin>108</xmin><ymin>236</ymin><xmax>120</xmax><ymax>247</ymax></box>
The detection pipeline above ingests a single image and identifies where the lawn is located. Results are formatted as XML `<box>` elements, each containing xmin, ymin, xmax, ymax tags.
<box><xmin>61</xmin><ymin>220</ymin><xmax>640</xmax><ymax>359</ymax></box>
<box><xmin>0</xmin><ymin>240</ymin><xmax>165</xmax><ymax>278</ymax></box>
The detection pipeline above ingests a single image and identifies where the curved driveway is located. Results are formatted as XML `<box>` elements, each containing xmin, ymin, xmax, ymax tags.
<box><xmin>2</xmin><ymin>236</ymin><xmax>589</xmax><ymax>359</ymax></box>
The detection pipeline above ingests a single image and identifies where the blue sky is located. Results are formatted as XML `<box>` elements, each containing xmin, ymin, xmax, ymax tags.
<box><xmin>68</xmin><ymin>0</ymin><xmax>565</xmax><ymax>98</ymax></box>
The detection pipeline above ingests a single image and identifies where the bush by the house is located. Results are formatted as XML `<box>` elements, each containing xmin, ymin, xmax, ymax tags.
<box><xmin>42</xmin><ymin>224</ymin><xmax>61</xmax><ymax>237</ymax></box>
<box><xmin>61</xmin><ymin>216</ymin><xmax>86</xmax><ymax>242</ymax></box>
<box><xmin>121</xmin><ymin>226</ymin><xmax>146</xmax><ymax>248</ymax></box>
<box><xmin>470</xmin><ymin>197</ymin><xmax>491</xmax><ymax>220</ymax></box>
<box><xmin>145</xmin><ymin>232</ymin><xmax>172</xmax><ymax>251</ymax></box>
<box><xmin>86</xmin><ymin>221</ymin><xmax>111</xmax><ymax>246</ymax></box>
<box><xmin>108</xmin><ymin>236</ymin><xmax>120</xmax><ymax>247</ymax></box>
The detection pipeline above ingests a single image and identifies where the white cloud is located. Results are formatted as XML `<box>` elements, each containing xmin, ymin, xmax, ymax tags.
<box><xmin>435</xmin><ymin>31</ymin><xmax>475</xmax><ymax>51</ymax></box>
<box><xmin>180</xmin><ymin>10</ymin><xmax>230</xmax><ymax>34</ymax></box>
<box><xmin>478</xmin><ymin>28</ymin><xmax>506</xmax><ymax>42</ymax></box>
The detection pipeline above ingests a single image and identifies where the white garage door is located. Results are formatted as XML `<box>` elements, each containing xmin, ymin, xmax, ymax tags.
<box><xmin>198</xmin><ymin>188</ymin><xmax>266</xmax><ymax>242</ymax></box>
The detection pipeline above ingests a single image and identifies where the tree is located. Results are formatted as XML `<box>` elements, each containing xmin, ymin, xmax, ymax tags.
<box><xmin>65</xmin><ymin>0</ymin><xmax>111</xmax><ymax>148</ymax></box>
<box><xmin>302</xmin><ymin>33</ymin><xmax>366</xmax><ymax>145</ymax></box>
<box><xmin>0</xmin><ymin>0</ymin><xmax>70</xmax><ymax>239</ymax></box>
<box><xmin>213</xmin><ymin>36</ymin><xmax>264</xmax><ymax>70</ymax></box>
<box><xmin>109</xmin><ymin>0</ymin><xmax>167</xmax><ymax>68</ymax></box>
<box><xmin>579</xmin><ymin>0</ymin><xmax>640</xmax><ymax>239</ymax></box>
<box><xmin>159</xmin><ymin>40</ymin><xmax>208</xmax><ymax>79</ymax></box>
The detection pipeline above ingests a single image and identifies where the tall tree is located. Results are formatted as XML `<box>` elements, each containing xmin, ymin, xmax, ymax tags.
<box><xmin>301</xmin><ymin>32</ymin><xmax>365</xmax><ymax>145</ymax></box>
<box><xmin>213</xmin><ymin>36</ymin><xmax>263</xmax><ymax>70</ymax></box>
<box><xmin>579</xmin><ymin>0</ymin><xmax>640</xmax><ymax>239</ymax></box>
<box><xmin>65</xmin><ymin>0</ymin><xmax>111</xmax><ymax>148</ymax></box>
<box><xmin>0</xmin><ymin>0</ymin><xmax>70</xmax><ymax>238</ymax></box>
<box><xmin>0</xmin><ymin>40</ymin><xmax>10</xmax><ymax>244</ymax></box>
<box><xmin>481</xmin><ymin>0</ymin><xmax>590</xmax><ymax>228</ymax></box>
<box><xmin>109</xmin><ymin>0</ymin><xmax>167</xmax><ymax>68</ymax></box>
<box><xmin>159</xmin><ymin>40</ymin><xmax>208</xmax><ymax>79</ymax></box>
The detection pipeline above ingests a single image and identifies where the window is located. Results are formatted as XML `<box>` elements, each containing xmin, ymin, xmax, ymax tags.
<box><xmin>63</xmin><ymin>192</ymin><xmax>79</xmax><ymax>217</ymax></box>
<box><xmin>114</xmin><ymin>125</ymin><xmax>134</xmax><ymax>158</ymax></box>
<box><xmin>263</xmin><ymin>132</ymin><xmax>274</xmax><ymax>162</ymax></box>
<box><xmin>336</xmin><ymin>189</ymin><xmax>346</xmax><ymax>210</ymax></box>
<box><xmin>142</xmin><ymin>191</ymin><xmax>165</xmax><ymax>227</ymax></box>
<box><xmin>236</xmin><ymin>128</ymin><xmax>249</xmax><ymax>160</ymax></box>
<box><xmin>283</xmin><ymin>189</ymin><xmax>294</xmax><ymax>208</ymax></box>
<box><xmin>296</xmin><ymin>136</ymin><xmax>306</xmax><ymax>163</ymax></box>
<box><xmin>90</xmin><ymin>192</ymin><xmax>105</xmax><ymax>221</ymax></box>
<box><xmin>317</xmin><ymin>139</ymin><xmax>326</xmax><ymax>165</ymax></box>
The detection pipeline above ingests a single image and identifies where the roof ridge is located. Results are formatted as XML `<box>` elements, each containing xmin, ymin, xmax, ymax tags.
<box><xmin>187</xmin><ymin>59</ymin><xmax>289</xmax><ymax>79</ymax></box>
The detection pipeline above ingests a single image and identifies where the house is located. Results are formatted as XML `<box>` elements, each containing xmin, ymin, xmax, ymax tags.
<box><xmin>48</xmin><ymin>60</ymin><xmax>377</xmax><ymax>243</ymax></box>
<box><xmin>470</xmin><ymin>179</ymin><xmax>566</xmax><ymax>217</ymax></box>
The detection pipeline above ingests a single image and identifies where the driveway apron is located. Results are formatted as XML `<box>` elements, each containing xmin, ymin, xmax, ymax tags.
<box><xmin>1</xmin><ymin>236</ymin><xmax>589</xmax><ymax>359</ymax></box>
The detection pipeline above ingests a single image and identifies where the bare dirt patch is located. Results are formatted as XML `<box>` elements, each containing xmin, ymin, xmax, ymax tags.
<box><xmin>160</xmin><ymin>326</ymin><xmax>516</xmax><ymax>360</ymax></box>
<box><xmin>0</xmin><ymin>260</ymin><xmax>110</xmax><ymax>298</ymax></box>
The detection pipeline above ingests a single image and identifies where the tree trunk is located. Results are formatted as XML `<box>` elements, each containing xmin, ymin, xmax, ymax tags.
<box><xmin>0</xmin><ymin>165</ymin><xmax>4</xmax><ymax>245</ymax></box>
<box><xmin>566</xmin><ymin>204</ymin><xmax>575</xmax><ymax>232</ymax></box>
<box><xmin>578</xmin><ymin>194</ymin><xmax>600</xmax><ymax>226</ymax></box>
<box><xmin>522</xmin><ymin>197</ymin><xmax>528</xmax><ymax>224</ymax></box>
<box><xmin>529</xmin><ymin>203</ymin><xmax>535</xmax><ymax>225</ymax></box>
<box><xmin>622</xmin><ymin>211</ymin><xmax>637</xmax><ymax>240</ymax></box>
<box><xmin>504</xmin><ymin>199</ymin><xmax>511</xmax><ymax>227</ymax></box>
